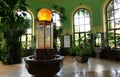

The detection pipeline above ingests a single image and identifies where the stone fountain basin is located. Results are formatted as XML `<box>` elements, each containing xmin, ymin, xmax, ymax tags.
<box><xmin>24</xmin><ymin>55</ymin><xmax>64</xmax><ymax>77</ymax></box>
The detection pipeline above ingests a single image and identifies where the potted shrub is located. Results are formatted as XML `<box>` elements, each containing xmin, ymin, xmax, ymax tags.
<box><xmin>69</xmin><ymin>42</ymin><xmax>92</xmax><ymax>63</ymax></box>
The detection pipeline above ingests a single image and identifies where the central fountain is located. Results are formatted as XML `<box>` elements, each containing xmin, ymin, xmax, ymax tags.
<box><xmin>24</xmin><ymin>8</ymin><xmax>64</xmax><ymax>77</ymax></box>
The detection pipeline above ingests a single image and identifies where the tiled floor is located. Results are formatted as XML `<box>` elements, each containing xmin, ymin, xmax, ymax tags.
<box><xmin>0</xmin><ymin>56</ymin><xmax>120</xmax><ymax>77</ymax></box>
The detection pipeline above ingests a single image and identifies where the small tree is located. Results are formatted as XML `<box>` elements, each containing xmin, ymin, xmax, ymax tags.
<box><xmin>53</xmin><ymin>23</ymin><xmax>63</xmax><ymax>54</ymax></box>
<box><xmin>0</xmin><ymin>0</ymin><xmax>29</xmax><ymax>64</ymax></box>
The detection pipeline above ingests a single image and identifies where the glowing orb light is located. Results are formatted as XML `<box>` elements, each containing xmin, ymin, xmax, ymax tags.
<box><xmin>38</xmin><ymin>8</ymin><xmax>52</xmax><ymax>21</ymax></box>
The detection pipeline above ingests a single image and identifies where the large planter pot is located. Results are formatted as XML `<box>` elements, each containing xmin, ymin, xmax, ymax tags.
<box><xmin>75</xmin><ymin>55</ymin><xmax>89</xmax><ymax>63</ymax></box>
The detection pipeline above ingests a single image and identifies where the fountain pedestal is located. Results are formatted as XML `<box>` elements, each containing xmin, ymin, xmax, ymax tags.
<box><xmin>34</xmin><ymin>49</ymin><xmax>55</xmax><ymax>60</ymax></box>
<box><xmin>24</xmin><ymin>49</ymin><xmax>64</xmax><ymax>77</ymax></box>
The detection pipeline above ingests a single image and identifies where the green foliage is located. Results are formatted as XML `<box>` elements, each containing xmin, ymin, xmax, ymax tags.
<box><xmin>69</xmin><ymin>42</ymin><xmax>92</xmax><ymax>56</ymax></box>
<box><xmin>51</xmin><ymin>4</ymin><xmax>66</xmax><ymax>22</ymax></box>
<box><xmin>70</xmin><ymin>36</ymin><xmax>92</xmax><ymax>56</ymax></box>
<box><xmin>108</xmin><ymin>31</ymin><xmax>120</xmax><ymax>47</ymax></box>
<box><xmin>0</xmin><ymin>35</ymin><xmax>6</xmax><ymax>61</ymax></box>
<box><xmin>0</xmin><ymin>0</ymin><xmax>29</xmax><ymax>64</ymax></box>
<box><xmin>51</xmin><ymin>4</ymin><xmax>65</xmax><ymax>53</ymax></box>
<box><xmin>53</xmin><ymin>23</ymin><xmax>63</xmax><ymax>53</ymax></box>
<box><xmin>53</xmin><ymin>23</ymin><xmax>63</xmax><ymax>40</ymax></box>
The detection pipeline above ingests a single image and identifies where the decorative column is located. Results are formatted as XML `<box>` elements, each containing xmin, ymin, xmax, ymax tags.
<box><xmin>35</xmin><ymin>8</ymin><xmax>54</xmax><ymax>60</ymax></box>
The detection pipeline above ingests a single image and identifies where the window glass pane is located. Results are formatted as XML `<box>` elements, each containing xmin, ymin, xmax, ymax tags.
<box><xmin>57</xmin><ymin>38</ymin><xmax>60</xmax><ymax>47</ymax></box>
<box><xmin>52</xmin><ymin>12</ymin><xmax>61</xmax><ymax>27</ymax></box>
<box><xmin>75</xmin><ymin>40</ymin><xmax>79</xmax><ymax>46</ymax></box>
<box><xmin>21</xmin><ymin>35</ymin><xmax>26</xmax><ymax>41</ymax></box>
<box><xmin>75</xmin><ymin>34</ymin><xmax>79</xmax><ymax>46</ymax></box>
<box><xmin>79</xmin><ymin>12</ymin><xmax>84</xmax><ymax>18</ymax></box>
<box><xmin>107</xmin><ymin>2</ymin><xmax>114</xmax><ymax>11</ymax></box>
<box><xmin>22</xmin><ymin>42</ymin><xmax>26</xmax><ymax>48</ymax></box>
<box><xmin>27</xmin><ymin>41</ymin><xmax>31</xmax><ymax>49</ymax></box>
<box><xmin>116</xmin><ymin>30</ymin><xmax>120</xmax><ymax>48</ymax></box>
<box><xmin>74</xmin><ymin>13</ymin><xmax>79</xmax><ymax>19</ymax></box>
<box><xmin>114</xmin><ymin>10</ymin><xmax>120</xmax><ymax>19</ymax></box>
<box><xmin>39</xmin><ymin>26</ymin><xmax>44</xmax><ymax>48</ymax></box>
<box><xmin>27</xmin><ymin>35</ymin><xmax>32</xmax><ymax>41</ymax></box>
<box><xmin>85</xmin><ymin>25</ymin><xmax>90</xmax><ymax>32</ymax></box>
<box><xmin>107</xmin><ymin>11</ymin><xmax>114</xmax><ymax>20</ymax></box>
<box><xmin>17</xmin><ymin>11</ymin><xmax>32</xmax><ymax>19</ymax></box>
<box><xmin>75</xmin><ymin>34</ymin><xmax>79</xmax><ymax>41</ymax></box>
<box><xmin>75</xmin><ymin>26</ymin><xmax>80</xmax><ymax>32</ymax></box>
<box><xmin>80</xmin><ymin>34</ymin><xmax>84</xmax><ymax>44</ymax></box>
<box><xmin>80</xmin><ymin>25</ymin><xmax>84</xmax><ymax>32</ymax></box>
<box><xmin>74</xmin><ymin>18</ymin><xmax>79</xmax><ymax>25</ymax></box>
<box><xmin>45</xmin><ymin>26</ymin><xmax>50</xmax><ymax>48</ymax></box>
<box><xmin>85</xmin><ymin>17</ymin><xmax>90</xmax><ymax>24</ymax></box>
<box><xmin>108</xmin><ymin>20</ymin><xmax>114</xmax><ymax>29</ymax></box>
<box><xmin>56</xmin><ymin>21</ymin><xmax>61</xmax><ymax>26</ymax></box>
<box><xmin>114</xmin><ymin>1</ymin><xmax>120</xmax><ymax>9</ymax></box>
<box><xmin>79</xmin><ymin>18</ymin><xmax>84</xmax><ymax>25</ymax></box>
<box><xmin>108</xmin><ymin>30</ymin><xmax>114</xmax><ymax>47</ymax></box>
<box><xmin>115</xmin><ymin>20</ymin><xmax>120</xmax><ymax>28</ymax></box>
<box><xmin>85</xmin><ymin>13</ymin><xmax>89</xmax><ymax>17</ymax></box>
<box><xmin>27</xmin><ymin>28</ymin><xmax>32</xmax><ymax>34</ymax></box>
<box><xmin>116</xmin><ymin>30</ymin><xmax>120</xmax><ymax>34</ymax></box>
<box><xmin>95</xmin><ymin>33</ymin><xmax>101</xmax><ymax>47</ymax></box>
<box><xmin>115</xmin><ymin>18</ymin><xmax>120</xmax><ymax>24</ymax></box>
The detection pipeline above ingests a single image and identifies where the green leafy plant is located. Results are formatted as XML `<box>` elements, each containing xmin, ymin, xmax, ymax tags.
<box><xmin>53</xmin><ymin>23</ymin><xmax>63</xmax><ymax>54</ymax></box>
<box><xmin>0</xmin><ymin>0</ymin><xmax>29</xmax><ymax>64</ymax></box>
<box><xmin>69</xmin><ymin>41</ymin><xmax>92</xmax><ymax>63</ymax></box>
<box><xmin>51</xmin><ymin>4</ymin><xmax>65</xmax><ymax>54</ymax></box>
<box><xmin>69</xmin><ymin>42</ymin><xmax>91</xmax><ymax>56</ymax></box>
<box><xmin>51</xmin><ymin>4</ymin><xmax>66</xmax><ymax>23</ymax></box>
<box><xmin>69</xmin><ymin>34</ymin><xmax>92</xmax><ymax>57</ymax></box>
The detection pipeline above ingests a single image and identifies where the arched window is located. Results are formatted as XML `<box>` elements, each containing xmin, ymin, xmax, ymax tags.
<box><xmin>73</xmin><ymin>8</ymin><xmax>91</xmax><ymax>46</ymax></box>
<box><xmin>107</xmin><ymin>0</ymin><xmax>120</xmax><ymax>48</ymax></box>
<box><xmin>17</xmin><ymin>11</ymin><xmax>33</xmax><ymax>49</ymax></box>
<box><xmin>52</xmin><ymin>12</ymin><xmax>62</xmax><ymax>47</ymax></box>
<box><xmin>52</xmin><ymin>12</ymin><xmax>61</xmax><ymax>27</ymax></box>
